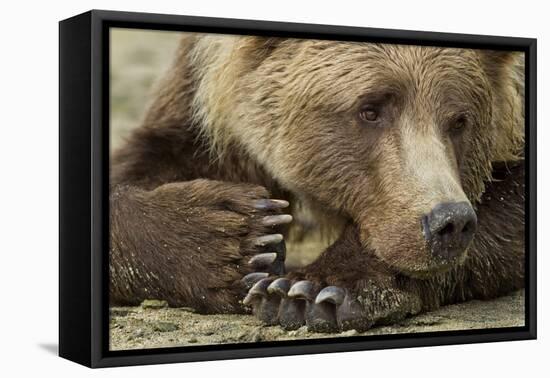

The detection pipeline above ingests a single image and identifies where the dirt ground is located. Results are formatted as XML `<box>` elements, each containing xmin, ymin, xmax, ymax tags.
<box><xmin>109</xmin><ymin>290</ymin><xmax>524</xmax><ymax>350</ymax></box>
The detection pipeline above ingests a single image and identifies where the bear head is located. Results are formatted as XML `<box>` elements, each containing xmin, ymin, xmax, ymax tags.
<box><xmin>191</xmin><ymin>36</ymin><xmax>524</xmax><ymax>278</ymax></box>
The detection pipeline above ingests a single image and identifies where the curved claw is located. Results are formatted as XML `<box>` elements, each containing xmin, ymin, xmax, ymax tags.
<box><xmin>243</xmin><ymin>277</ymin><xmax>272</xmax><ymax>305</ymax></box>
<box><xmin>253</xmin><ymin>234</ymin><xmax>283</xmax><ymax>246</ymax></box>
<box><xmin>243</xmin><ymin>293</ymin><xmax>256</xmax><ymax>306</ymax></box>
<box><xmin>288</xmin><ymin>280</ymin><xmax>315</xmax><ymax>301</ymax></box>
<box><xmin>252</xmin><ymin>199</ymin><xmax>289</xmax><ymax>210</ymax></box>
<box><xmin>242</xmin><ymin>272</ymin><xmax>269</xmax><ymax>288</ymax></box>
<box><xmin>267</xmin><ymin>278</ymin><xmax>291</xmax><ymax>296</ymax></box>
<box><xmin>315</xmin><ymin>286</ymin><xmax>345</xmax><ymax>306</ymax></box>
<box><xmin>261</xmin><ymin>214</ymin><xmax>293</xmax><ymax>227</ymax></box>
<box><xmin>248</xmin><ymin>252</ymin><xmax>277</xmax><ymax>267</ymax></box>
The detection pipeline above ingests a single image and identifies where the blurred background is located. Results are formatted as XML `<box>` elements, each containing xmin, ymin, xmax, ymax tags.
<box><xmin>110</xmin><ymin>28</ymin><xmax>182</xmax><ymax>151</ymax></box>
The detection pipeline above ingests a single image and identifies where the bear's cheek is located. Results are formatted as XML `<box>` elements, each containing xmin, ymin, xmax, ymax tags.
<box><xmin>267</xmin><ymin>129</ymin><xmax>373</xmax><ymax>209</ymax></box>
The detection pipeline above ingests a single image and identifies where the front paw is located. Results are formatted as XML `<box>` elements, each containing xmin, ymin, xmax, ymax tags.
<box><xmin>243</xmin><ymin>276</ymin><xmax>421</xmax><ymax>333</ymax></box>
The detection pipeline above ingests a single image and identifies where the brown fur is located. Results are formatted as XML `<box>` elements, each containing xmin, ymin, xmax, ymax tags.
<box><xmin>110</xmin><ymin>34</ymin><xmax>524</xmax><ymax>323</ymax></box>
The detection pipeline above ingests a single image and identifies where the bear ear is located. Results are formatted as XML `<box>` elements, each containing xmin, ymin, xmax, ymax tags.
<box><xmin>478</xmin><ymin>50</ymin><xmax>518</xmax><ymax>85</ymax></box>
<box><xmin>235</xmin><ymin>36</ymin><xmax>284</xmax><ymax>70</ymax></box>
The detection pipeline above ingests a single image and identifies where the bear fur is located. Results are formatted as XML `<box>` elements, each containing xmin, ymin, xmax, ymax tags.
<box><xmin>109</xmin><ymin>34</ymin><xmax>525</xmax><ymax>331</ymax></box>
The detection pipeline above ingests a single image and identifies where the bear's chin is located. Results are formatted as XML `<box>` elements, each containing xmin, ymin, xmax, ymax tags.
<box><xmin>377</xmin><ymin>248</ymin><xmax>470</xmax><ymax>280</ymax></box>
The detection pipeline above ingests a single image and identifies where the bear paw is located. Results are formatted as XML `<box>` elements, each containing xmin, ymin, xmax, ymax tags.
<box><xmin>242</xmin><ymin>277</ymin><xmax>421</xmax><ymax>333</ymax></box>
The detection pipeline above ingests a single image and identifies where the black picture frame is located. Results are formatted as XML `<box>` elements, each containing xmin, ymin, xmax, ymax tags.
<box><xmin>59</xmin><ymin>9</ymin><xmax>537</xmax><ymax>368</ymax></box>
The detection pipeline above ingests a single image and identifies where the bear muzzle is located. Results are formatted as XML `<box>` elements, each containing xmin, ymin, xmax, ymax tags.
<box><xmin>422</xmin><ymin>201</ymin><xmax>477</xmax><ymax>262</ymax></box>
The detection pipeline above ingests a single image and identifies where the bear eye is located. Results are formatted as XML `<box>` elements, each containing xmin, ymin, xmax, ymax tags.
<box><xmin>450</xmin><ymin>114</ymin><xmax>468</xmax><ymax>132</ymax></box>
<box><xmin>359</xmin><ymin>106</ymin><xmax>379</xmax><ymax>123</ymax></box>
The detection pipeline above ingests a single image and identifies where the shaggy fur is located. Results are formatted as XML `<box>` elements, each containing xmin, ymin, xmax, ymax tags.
<box><xmin>110</xmin><ymin>34</ymin><xmax>525</xmax><ymax>328</ymax></box>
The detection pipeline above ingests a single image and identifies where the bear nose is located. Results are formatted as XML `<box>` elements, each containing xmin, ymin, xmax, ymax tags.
<box><xmin>422</xmin><ymin>202</ymin><xmax>477</xmax><ymax>261</ymax></box>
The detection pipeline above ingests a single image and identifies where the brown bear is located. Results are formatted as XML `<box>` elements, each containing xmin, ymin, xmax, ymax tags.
<box><xmin>109</xmin><ymin>34</ymin><xmax>525</xmax><ymax>332</ymax></box>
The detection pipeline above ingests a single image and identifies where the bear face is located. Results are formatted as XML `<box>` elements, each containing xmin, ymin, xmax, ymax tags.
<box><xmin>191</xmin><ymin>37</ymin><xmax>523</xmax><ymax>278</ymax></box>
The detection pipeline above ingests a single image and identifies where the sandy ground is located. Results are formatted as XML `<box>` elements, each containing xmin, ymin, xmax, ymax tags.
<box><xmin>109</xmin><ymin>290</ymin><xmax>524</xmax><ymax>350</ymax></box>
<box><xmin>109</xmin><ymin>31</ymin><xmax>525</xmax><ymax>352</ymax></box>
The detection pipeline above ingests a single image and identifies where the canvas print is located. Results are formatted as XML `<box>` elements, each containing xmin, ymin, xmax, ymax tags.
<box><xmin>108</xmin><ymin>28</ymin><xmax>526</xmax><ymax>351</ymax></box>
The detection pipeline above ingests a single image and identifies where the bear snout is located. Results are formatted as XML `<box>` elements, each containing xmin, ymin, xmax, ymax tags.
<box><xmin>422</xmin><ymin>201</ymin><xmax>477</xmax><ymax>261</ymax></box>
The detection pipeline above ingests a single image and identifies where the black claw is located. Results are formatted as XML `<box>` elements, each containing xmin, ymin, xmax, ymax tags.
<box><xmin>243</xmin><ymin>293</ymin><xmax>256</xmax><ymax>306</ymax></box>
<box><xmin>243</xmin><ymin>277</ymin><xmax>272</xmax><ymax>305</ymax></box>
<box><xmin>242</xmin><ymin>272</ymin><xmax>269</xmax><ymax>288</ymax></box>
<box><xmin>253</xmin><ymin>234</ymin><xmax>283</xmax><ymax>246</ymax></box>
<box><xmin>305</xmin><ymin>302</ymin><xmax>339</xmax><ymax>333</ymax></box>
<box><xmin>270</xmin><ymin>240</ymin><xmax>286</xmax><ymax>275</ymax></box>
<box><xmin>248</xmin><ymin>252</ymin><xmax>277</xmax><ymax>267</ymax></box>
<box><xmin>267</xmin><ymin>278</ymin><xmax>291</xmax><ymax>296</ymax></box>
<box><xmin>249</xmin><ymin>277</ymin><xmax>272</xmax><ymax>295</ymax></box>
<box><xmin>271</xmin><ymin>261</ymin><xmax>286</xmax><ymax>276</ymax></box>
<box><xmin>253</xmin><ymin>199</ymin><xmax>289</xmax><ymax>210</ymax></box>
<box><xmin>336</xmin><ymin>297</ymin><xmax>374</xmax><ymax>332</ymax></box>
<box><xmin>245</xmin><ymin>277</ymin><xmax>282</xmax><ymax>325</ymax></box>
<box><xmin>278</xmin><ymin>298</ymin><xmax>307</xmax><ymax>330</ymax></box>
<box><xmin>261</xmin><ymin>214</ymin><xmax>293</xmax><ymax>226</ymax></box>
<box><xmin>288</xmin><ymin>280</ymin><xmax>315</xmax><ymax>301</ymax></box>
<box><xmin>315</xmin><ymin>286</ymin><xmax>345</xmax><ymax>306</ymax></box>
